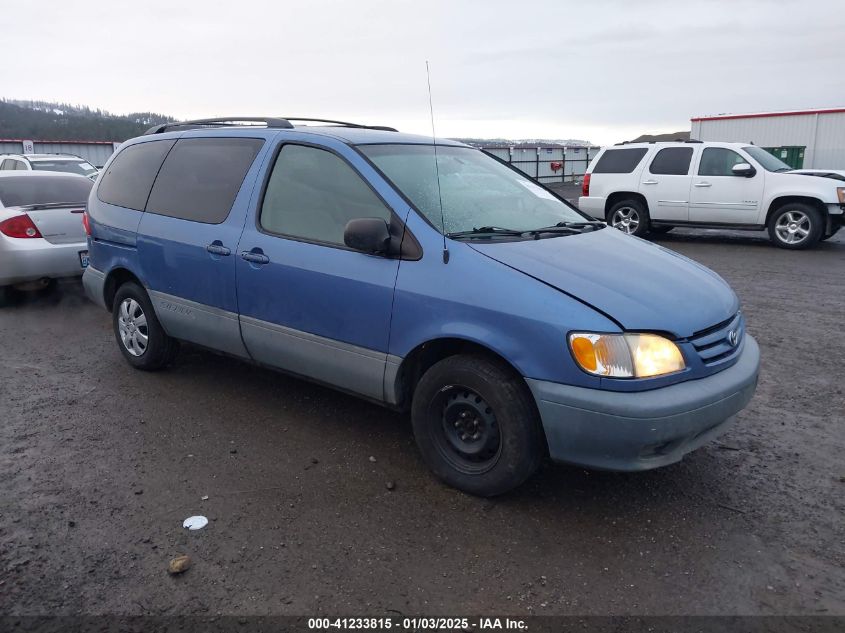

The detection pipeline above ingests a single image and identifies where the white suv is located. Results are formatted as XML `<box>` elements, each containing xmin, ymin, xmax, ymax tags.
<box><xmin>0</xmin><ymin>153</ymin><xmax>99</xmax><ymax>181</ymax></box>
<box><xmin>578</xmin><ymin>141</ymin><xmax>845</xmax><ymax>249</ymax></box>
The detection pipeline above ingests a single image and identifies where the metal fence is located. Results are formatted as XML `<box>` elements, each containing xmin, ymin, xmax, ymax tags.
<box><xmin>482</xmin><ymin>145</ymin><xmax>600</xmax><ymax>184</ymax></box>
<box><xmin>0</xmin><ymin>139</ymin><xmax>119</xmax><ymax>168</ymax></box>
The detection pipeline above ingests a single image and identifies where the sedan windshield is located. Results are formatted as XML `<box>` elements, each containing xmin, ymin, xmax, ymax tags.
<box><xmin>743</xmin><ymin>146</ymin><xmax>791</xmax><ymax>172</ymax></box>
<box><xmin>359</xmin><ymin>144</ymin><xmax>589</xmax><ymax>236</ymax></box>
<box><xmin>31</xmin><ymin>160</ymin><xmax>98</xmax><ymax>177</ymax></box>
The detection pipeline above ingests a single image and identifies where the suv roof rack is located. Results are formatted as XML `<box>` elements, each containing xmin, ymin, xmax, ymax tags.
<box><xmin>145</xmin><ymin>116</ymin><xmax>399</xmax><ymax>135</ymax></box>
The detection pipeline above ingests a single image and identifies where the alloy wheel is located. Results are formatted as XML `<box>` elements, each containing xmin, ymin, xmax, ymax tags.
<box><xmin>774</xmin><ymin>210</ymin><xmax>811</xmax><ymax>245</ymax></box>
<box><xmin>117</xmin><ymin>298</ymin><xmax>149</xmax><ymax>357</ymax></box>
<box><xmin>611</xmin><ymin>206</ymin><xmax>640</xmax><ymax>234</ymax></box>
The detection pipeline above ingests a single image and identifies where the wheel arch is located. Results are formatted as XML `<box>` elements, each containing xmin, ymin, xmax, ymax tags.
<box><xmin>605</xmin><ymin>191</ymin><xmax>649</xmax><ymax>219</ymax></box>
<box><xmin>103</xmin><ymin>267</ymin><xmax>143</xmax><ymax>312</ymax></box>
<box><xmin>765</xmin><ymin>195</ymin><xmax>827</xmax><ymax>225</ymax></box>
<box><xmin>389</xmin><ymin>337</ymin><xmax>526</xmax><ymax>411</ymax></box>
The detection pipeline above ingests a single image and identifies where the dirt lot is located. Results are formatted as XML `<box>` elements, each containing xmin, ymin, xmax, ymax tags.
<box><xmin>1</xmin><ymin>226</ymin><xmax>844</xmax><ymax>618</ymax></box>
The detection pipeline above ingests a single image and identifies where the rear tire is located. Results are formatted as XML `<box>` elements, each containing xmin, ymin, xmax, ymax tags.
<box><xmin>607</xmin><ymin>199</ymin><xmax>650</xmax><ymax>237</ymax></box>
<box><xmin>767</xmin><ymin>203</ymin><xmax>824</xmax><ymax>250</ymax></box>
<box><xmin>112</xmin><ymin>282</ymin><xmax>179</xmax><ymax>370</ymax></box>
<box><xmin>411</xmin><ymin>354</ymin><xmax>545</xmax><ymax>496</ymax></box>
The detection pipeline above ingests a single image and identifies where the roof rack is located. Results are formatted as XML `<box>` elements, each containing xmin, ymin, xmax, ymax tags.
<box><xmin>281</xmin><ymin>117</ymin><xmax>398</xmax><ymax>132</ymax></box>
<box><xmin>145</xmin><ymin>117</ymin><xmax>294</xmax><ymax>135</ymax></box>
<box><xmin>145</xmin><ymin>116</ymin><xmax>399</xmax><ymax>135</ymax></box>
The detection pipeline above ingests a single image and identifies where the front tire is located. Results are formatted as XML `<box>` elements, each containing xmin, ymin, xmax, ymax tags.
<box><xmin>112</xmin><ymin>282</ymin><xmax>178</xmax><ymax>370</ymax></box>
<box><xmin>607</xmin><ymin>199</ymin><xmax>650</xmax><ymax>237</ymax></box>
<box><xmin>767</xmin><ymin>203</ymin><xmax>823</xmax><ymax>250</ymax></box>
<box><xmin>411</xmin><ymin>354</ymin><xmax>545</xmax><ymax>496</ymax></box>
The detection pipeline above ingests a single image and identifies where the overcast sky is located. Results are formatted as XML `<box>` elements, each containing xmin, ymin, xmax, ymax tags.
<box><xmin>2</xmin><ymin>0</ymin><xmax>843</xmax><ymax>145</ymax></box>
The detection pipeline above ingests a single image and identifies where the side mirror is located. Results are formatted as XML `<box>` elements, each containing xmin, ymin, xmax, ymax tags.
<box><xmin>732</xmin><ymin>162</ymin><xmax>756</xmax><ymax>178</ymax></box>
<box><xmin>344</xmin><ymin>217</ymin><xmax>391</xmax><ymax>255</ymax></box>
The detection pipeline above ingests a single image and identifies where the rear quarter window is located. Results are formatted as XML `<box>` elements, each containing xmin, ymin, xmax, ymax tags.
<box><xmin>97</xmin><ymin>140</ymin><xmax>176</xmax><ymax>211</ymax></box>
<box><xmin>592</xmin><ymin>148</ymin><xmax>649</xmax><ymax>174</ymax></box>
<box><xmin>145</xmin><ymin>137</ymin><xmax>263</xmax><ymax>224</ymax></box>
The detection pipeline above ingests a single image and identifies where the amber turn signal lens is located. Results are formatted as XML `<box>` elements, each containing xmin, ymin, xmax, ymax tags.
<box><xmin>570</xmin><ymin>336</ymin><xmax>598</xmax><ymax>372</ymax></box>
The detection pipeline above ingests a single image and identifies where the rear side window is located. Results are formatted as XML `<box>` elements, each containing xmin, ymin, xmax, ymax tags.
<box><xmin>592</xmin><ymin>148</ymin><xmax>648</xmax><ymax>174</ymax></box>
<box><xmin>698</xmin><ymin>148</ymin><xmax>746</xmax><ymax>176</ymax></box>
<box><xmin>145</xmin><ymin>138</ymin><xmax>263</xmax><ymax>224</ymax></box>
<box><xmin>260</xmin><ymin>144</ymin><xmax>392</xmax><ymax>246</ymax></box>
<box><xmin>649</xmin><ymin>147</ymin><xmax>693</xmax><ymax>175</ymax></box>
<box><xmin>97</xmin><ymin>140</ymin><xmax>175</xmax><ymax>211</ymax></box>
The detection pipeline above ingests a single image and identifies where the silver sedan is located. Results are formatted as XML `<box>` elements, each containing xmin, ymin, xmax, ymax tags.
<box><xmin>0</xmin><ymin>172</ymin><xmax>93</xmax><ymax>303</ymax></box>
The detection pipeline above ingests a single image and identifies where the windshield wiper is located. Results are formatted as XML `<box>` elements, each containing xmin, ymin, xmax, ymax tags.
<box><xmin>523</xmin><ymin>221</ymin><xmax>605</xmax><ymax>238</ymax></box>
<box><xmin>447</xmin><ymin>226</ymin><xmax>525</xmax><ymax>239</ymax></box>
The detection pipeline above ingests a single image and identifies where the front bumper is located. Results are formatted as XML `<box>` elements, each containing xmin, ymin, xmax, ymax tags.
<box><xmin>526</xmin><ymin>335</ymin><xmax>760</xmax><ymax>471</ymax></box>
<box><xmin>0</xmin><ymin>236</ymin><xmax>88</xmax><ymax>286</ymax></box>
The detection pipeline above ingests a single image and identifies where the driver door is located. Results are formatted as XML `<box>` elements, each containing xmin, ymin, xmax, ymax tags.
<box><xmin>235</xmin><ymin>141</ymin><xmax>401</xmax><ymax>401</ymax></box>
<box><xmin>689</xmin><ymin>147</ymin><xmax>764</xmax><ymax>224</ymax></box>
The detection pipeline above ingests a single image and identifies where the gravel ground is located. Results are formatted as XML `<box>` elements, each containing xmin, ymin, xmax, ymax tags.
<box><xmin>1</xmin><ymin>224</ymin><xmax>843</xmax><ymax>617</ymax></box>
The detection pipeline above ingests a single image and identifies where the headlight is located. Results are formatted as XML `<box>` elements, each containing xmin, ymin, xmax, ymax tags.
<box><xmin>837</xmin><ymin>187</ymin><xmax>845</xmax><ymax>204</ymax></box>
<box><xmin>569</xmin><ymin>332</ymin><xmax>685</xmax><ymax>378</ymax></box>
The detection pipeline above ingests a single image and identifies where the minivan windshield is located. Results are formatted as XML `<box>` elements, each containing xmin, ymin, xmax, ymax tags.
<box><xmin>742</xmin><ymin>146</ymin><xmax>791</xmax><ymax>172</ymax></box>
<box><xmin>360</xmin><ymin>144</ymin><xmax>589</xmax><ymax>237</ymax></box>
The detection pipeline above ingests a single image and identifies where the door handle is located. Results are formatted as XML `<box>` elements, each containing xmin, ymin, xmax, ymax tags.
<box><xmin>693</xmin><ymin>182</ymin><xmax>712</xmax><ymax>187</ymax></box>
<box><xmin>641</xmin><ymin>180</ymin><xmax>658</xmax><ymax>185</ymax></box>
<box><xmin>240</xmin><ymin>250</ymin><xmax>270</xmax><ymax>265</ymax></box>
<box><xmin>206</xmin><ymin>243</ymin><xmax>231</xmax><ymax>256</ymax></box>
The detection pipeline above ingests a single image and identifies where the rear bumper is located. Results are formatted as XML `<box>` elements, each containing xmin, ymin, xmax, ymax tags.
<box><xmin>0</xmin><ymin>237</ymin><xmax>88</xmax><ymax>286</ymax></box>
<box><xmin>526</xmin><ymin>335</ymin><xmax>760</xmax><ymax>471</ymax></box>
<box><xmin>577</xmin><ymin>196</ymin><xmax>605</xmax><ymax>219</ymax></box>
<box><xmin>82</xmin><ymin>266</ymin><xmax>108</xmax><ymax>310</ymax></box>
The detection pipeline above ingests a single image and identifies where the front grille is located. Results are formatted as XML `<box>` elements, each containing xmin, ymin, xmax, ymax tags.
<box><xmin>689</xmin><ymin>311</ymin><xmax>744</xmax><ymax>366</ymax></box>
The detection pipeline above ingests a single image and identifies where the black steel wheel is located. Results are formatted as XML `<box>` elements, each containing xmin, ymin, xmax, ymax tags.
<box><xmin>411</xmin><ymin>354</ymin><xmax>545</xmax><ymax>496</ymax></box>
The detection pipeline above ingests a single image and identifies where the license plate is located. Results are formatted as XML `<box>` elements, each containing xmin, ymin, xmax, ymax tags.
<box><xmin>79</xmin><ymin>250</ymin><xmax>89</xmax><ymax>268</ymax></box>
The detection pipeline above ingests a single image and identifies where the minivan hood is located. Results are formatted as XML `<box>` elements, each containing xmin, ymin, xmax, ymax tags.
<box><xmin>469</xmin><ymin>228</ymin><xmax>738</xmax><ymax>337</ymax></box>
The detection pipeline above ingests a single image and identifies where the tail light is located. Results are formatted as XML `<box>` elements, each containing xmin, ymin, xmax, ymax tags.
<box><xmin>82</xmin><ymin>211</ymin><xmax>92</xmax><ymax>236</ymax></box>
<box><xmin>0</xmin><ymin>214</ymin><xmax>43</xmax><ymax>239</ymax></box>
<box><xmin>581</xmin><ymin>173</ymin><xmax>591</xmax><ymax>197</ymax></box>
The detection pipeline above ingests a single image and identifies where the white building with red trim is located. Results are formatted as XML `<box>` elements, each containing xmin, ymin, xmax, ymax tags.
<box><xmin>690</xmin><ymin>107</ymin><xmax>845</xmax><ymax>169</ymax></box>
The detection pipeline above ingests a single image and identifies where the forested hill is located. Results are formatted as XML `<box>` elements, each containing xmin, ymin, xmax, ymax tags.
<box><xmin>0</xmin><ymin>99</ymin><xmax>175</xmax><ymax>141</ymax></box>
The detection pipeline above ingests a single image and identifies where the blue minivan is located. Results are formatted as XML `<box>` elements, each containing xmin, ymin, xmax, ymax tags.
<box><xmin>82</xmin><ymin>117</ymin><xmax>760</xmax><ymax>496</ymax></box>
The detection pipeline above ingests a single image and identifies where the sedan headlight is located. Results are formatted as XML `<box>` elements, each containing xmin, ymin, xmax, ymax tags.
<box><xmin>837</xmin><ymin>187</ymin><xmax>845</xmax><ymax>205</ymax></box>
<box><xmin>569</xmin><ymin>332</ymin><xmax>685</xmax><ymax>378</ymax></box>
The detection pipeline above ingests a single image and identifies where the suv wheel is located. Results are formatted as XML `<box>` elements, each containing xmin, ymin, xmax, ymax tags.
<box><xmin>112</xmin><ymin>282</ymin><xmax>179</xmax><ymax>370</ymax></box>
<box><xmin>607</xmin><ymin>199</ymin><xmax>649</xmax><ymax>237</ymax></box>
<box><xmin>767</xmin><ymin>203</ymin><xmax>823</xmax><ymax>250</ymax></box>
<box><xmin>411</xmin><ymin>354</ymin><xmax>544</xmax><ymax>496</ymax></box>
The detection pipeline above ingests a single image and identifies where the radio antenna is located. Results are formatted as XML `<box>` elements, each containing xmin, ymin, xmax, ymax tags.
<box><xmin>426</xmin><ymin>61</ymin><xmax>449</xmax><ymax>264</ymax></box>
